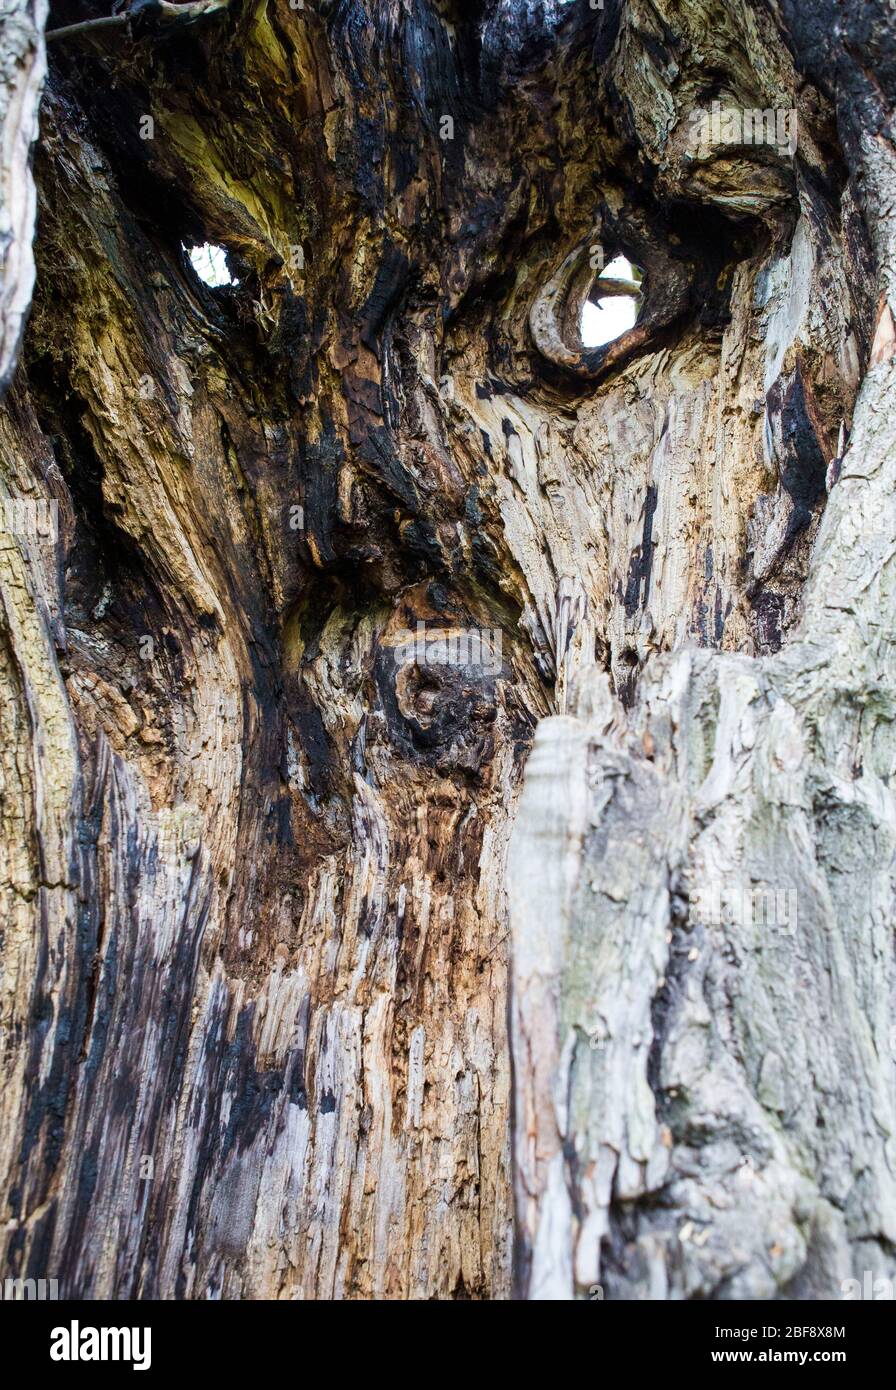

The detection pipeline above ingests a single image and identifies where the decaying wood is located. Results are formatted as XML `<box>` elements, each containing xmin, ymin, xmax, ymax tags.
<box><xmin>510</xmin><ymin>2</ymin><xmax>896</xmax><ymax>1299</ymax></box>
<box><xmin>0</xmin><ymin>0</ymin><xmax>893</xmax><ymax>1300</ymax></box>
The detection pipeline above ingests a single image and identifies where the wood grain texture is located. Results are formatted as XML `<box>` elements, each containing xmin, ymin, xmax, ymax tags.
<box><xmin>510</xmin><ymin>0</ymin><xmax>896</xmax><ymax>1299</ymax></box>
<box><xmin>0</xmin><ymin>0</ymin><xmax>891</xmax><ymax>1300</ymax></box>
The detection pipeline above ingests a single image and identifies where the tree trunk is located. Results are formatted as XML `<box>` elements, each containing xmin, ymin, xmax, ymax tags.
<box><xmin>0</xmin><ymin>0</ymin><xmax>894</xmax><ymax>1301</ymax></box>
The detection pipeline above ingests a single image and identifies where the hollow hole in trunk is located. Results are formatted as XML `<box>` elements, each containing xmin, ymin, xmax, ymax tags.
<box><xmin>580</xmin><ymin>254</ymin><xmax>644</xmax><ymax>347</ymax></box>
<box><xmin>183</xmin><ymin>241</ymin><xmax>238</xmax><ymax>288</ymax></box>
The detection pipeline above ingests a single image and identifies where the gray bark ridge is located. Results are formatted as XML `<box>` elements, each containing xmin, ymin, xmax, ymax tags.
<box><xmin>0</xmin><ymin>0</ymin><xmax>45</xmax><ymax>396</ymax></box>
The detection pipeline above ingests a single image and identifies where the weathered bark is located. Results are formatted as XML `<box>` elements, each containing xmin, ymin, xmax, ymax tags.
<box><xmin>509</xmin><ymin>2</ymin><xmax>896</xmax><ymax>1300</ymax></box>
<box><xmin>0</xmin><ymin>0</ymin><xmax>893</xmax><ymax>1301</ymax></box>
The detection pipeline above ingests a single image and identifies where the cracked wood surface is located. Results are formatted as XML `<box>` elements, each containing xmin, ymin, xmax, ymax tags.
<box><xmin>0</xmin><ymin>0</ymin><xmax>892</xmax><ymax>1299</ymax></box>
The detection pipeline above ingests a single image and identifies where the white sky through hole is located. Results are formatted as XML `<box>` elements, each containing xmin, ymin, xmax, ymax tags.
<box><xmin>187</xmin><ymin>243</ymin><xmax>234</xmax><ymax>287</ymax></box>
<box><xmin>581</xmin><ymin>255</ymin><xmax>638</xmax><ymax>348</ymax></box>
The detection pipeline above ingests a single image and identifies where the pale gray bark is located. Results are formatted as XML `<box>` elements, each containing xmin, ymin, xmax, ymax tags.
<box><xmin>0</xmin><ymin>0</ymin><xmax>44</xmax><ymax>395</ymax></box>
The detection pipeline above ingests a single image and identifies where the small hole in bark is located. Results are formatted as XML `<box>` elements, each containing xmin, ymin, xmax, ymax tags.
<box><xmin>581</xmin><ymin>255</ymin><xmax>644</xmax><ymax>347</ymax></box>
<box><xmin>395</xmin><ymin>661</ymin><xmax>443</xmax><ymax>729</ymax></box>
<box><xmin>184</xmin><ymin>242</ymin><xmax>237</xmax><ymax>288</ymax></box>
<box><xmin>615</xmin><ymin>646</ymin><xmax>641</xmax><ymax>707</ymax></box>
